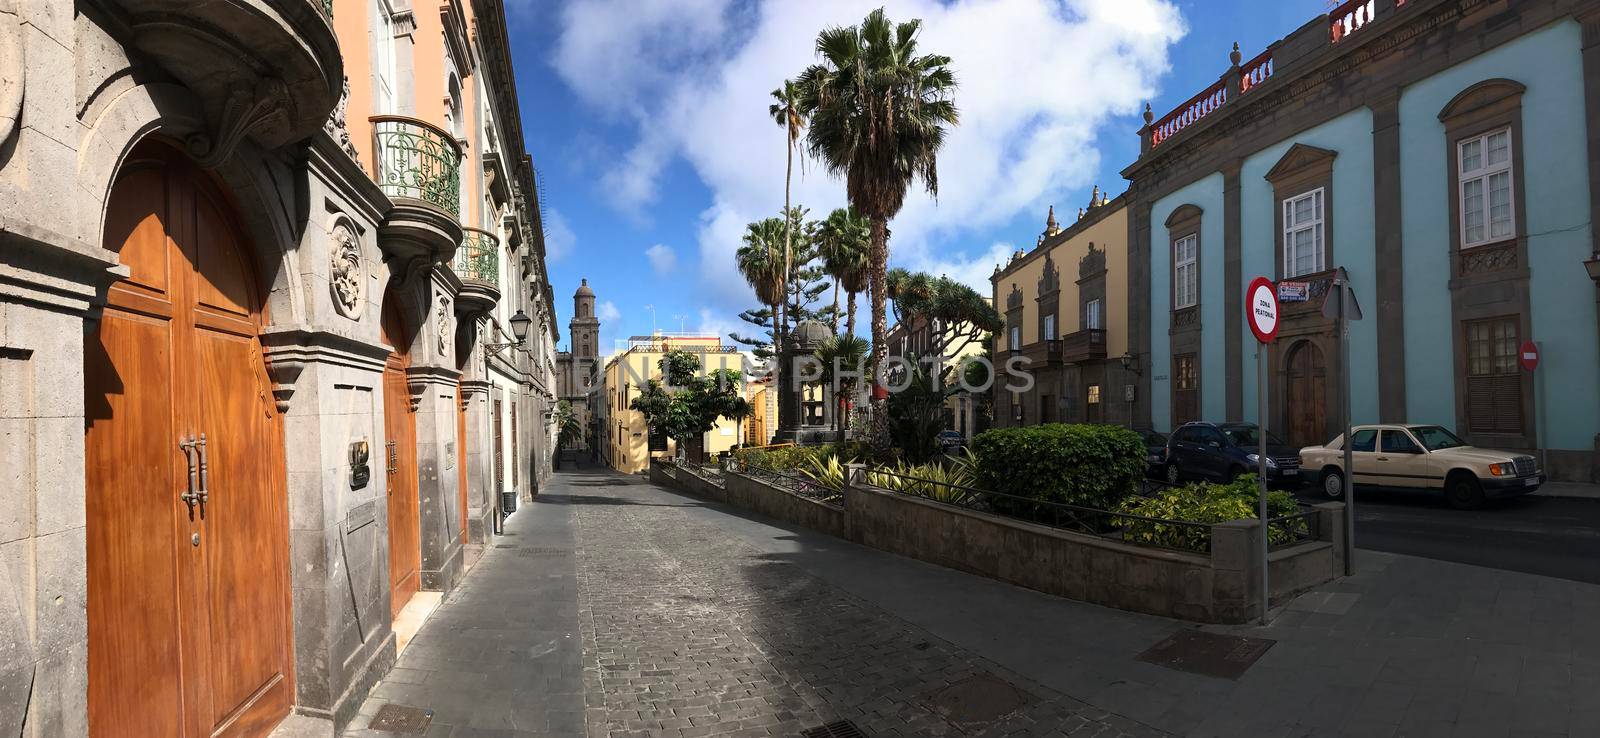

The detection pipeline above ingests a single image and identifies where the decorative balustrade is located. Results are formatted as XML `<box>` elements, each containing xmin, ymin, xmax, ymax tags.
<box><xmin>371</xmin><ymin>115</ymin><xmax>462</xmax><ymax>217</ymax></box>
<box><xmin>455</xmin><ymin>227</ymin><xmax>500</xmax><ymax>285</ymax></box>
<box><xmin>1061</xmin><ymin>328</ymin><xmax>1107</xmax><ymax>364</ymax></box>
<box><xmin>1150</xmin><ymin>80</ymin><xmax>1226</xmax><ymax>148</ymax></box>
<box><xmin>1239</xmin><ymin>50</ymin><xmax>1274</xmax><ymax>94</ymax></box>
<box><xmin>1330</xmin><ymin>0</ymin><xmax>1378</xmax><ymax>43</ymax></box>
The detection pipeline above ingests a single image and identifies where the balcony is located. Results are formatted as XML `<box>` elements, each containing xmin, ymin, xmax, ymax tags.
<box><xmin>1020</xmin><ymin>339</ymin><xmax>1063</xmax><ymax>367</ymax></box>
<box><xmin>372</xmin><ymin>115</ymin><xmax>464</xmax><ymax>264</ymax></box>
<box><xmin>1061</xmin><ymin>329</ymin><xmax>1107</xmax><ymax>364</ymax></box>
<box><xmin>454</xmin><ymin>228</ymin><xmax>502</xmax><ymax>315</ymax></box>
<box><xmin>107</xmin><ymin>0</ymin><xmax>341</xmax><ymax>156</ymax></box>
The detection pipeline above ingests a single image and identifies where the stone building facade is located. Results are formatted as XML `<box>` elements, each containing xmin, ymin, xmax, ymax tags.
<box><xmin>0</xmin><ymin>0</ymin><xmax>558</xmax><ymax>735</ymax></box>
<box><xmin>1123</xmin><ymin>0</ymin><xmax>1600</xmax><ymax>482</ymax></box>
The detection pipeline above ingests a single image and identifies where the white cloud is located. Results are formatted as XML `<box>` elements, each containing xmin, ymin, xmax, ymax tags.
<box><xmin>645</xmin><ymin>243</ymin><xmax>678</xmax><ymax>275</ymax></box>
<box><xmin>543</xmin><ymin>208</ymin><xmax>576</xmax><ymax>262</ymax></box>
<box><xmin>551</xmin><ymin>0</ymin><xmax>1185</xmax><ymax>309</ymax></box>
<box><xmin>695</xmin><ymin>307</ymin><xmax>750</xmax><ymax>344</ymax></box>
<box><xmin>596</xmin><ymin>300</ymin><xmax>622</xmax><ymax>324</ymax></box>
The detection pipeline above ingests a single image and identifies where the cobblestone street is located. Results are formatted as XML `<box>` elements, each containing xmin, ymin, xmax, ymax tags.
<box><xmin>345</xmin><ymin>469</ymin><xmax>1160</xmax><ymax>737</ymax></box>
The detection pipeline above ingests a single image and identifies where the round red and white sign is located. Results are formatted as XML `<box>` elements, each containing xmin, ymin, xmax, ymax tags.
<box><xmin>1247</xmin><ymin>276</ymin><xmax>1279</xmax><ymax>344</ymax></box>
<box><xmin>1519</xmin><ymin>340</ymin><xmax>1539</xmax><ymax>372</ymax></box>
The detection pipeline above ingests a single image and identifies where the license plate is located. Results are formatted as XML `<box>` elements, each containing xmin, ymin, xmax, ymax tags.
<box><xmin>1282</xmin><ymin>468</ymin><xmax>1298</xmax><ymax>476</ymax></box>
<box><xmin>1524</xmin><ymin>477</ymin><xmax>1538</xmax><ymax>486</ymax></box>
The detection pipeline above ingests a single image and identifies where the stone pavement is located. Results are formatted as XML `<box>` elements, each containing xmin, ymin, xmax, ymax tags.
<box><xmin>344</xmin><ymin>468</ymin><xmax>1600</xmax><ymax>737</ymax></box>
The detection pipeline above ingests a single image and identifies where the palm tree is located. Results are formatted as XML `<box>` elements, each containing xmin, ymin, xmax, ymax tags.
<box><xmin>769</xmin><ymin>80</ymin><xmax>809</xmax><ymax>354</ymax></box>
<box><xmin>815</xmin><ymin>334</ymin><xmax>870</xmax><ymax>431</ymax></box>
<box><xmin>816</xmin><ymin>206</ymin><xmax>870</xmax><ymax>336</ymax></box>
<box><xmin>799</xmin><ymin>8</ymin><xmax>958</xmax><ymax>411</ymax></box>
<box><xmin>737</xmin><ymin>218</ymin><xmax>786</xmax><ymax>341</ymax></box>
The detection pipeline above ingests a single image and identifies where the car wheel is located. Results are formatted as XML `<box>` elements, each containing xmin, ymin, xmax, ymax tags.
<box><xmin>1322</xmin><ymin>468</ymin><xmax>1345</xmax><ymax>499</ymax></box>
<box><xmin>1165</xmin><ymin>463</ymin><xmax>1181</xmax><ymax>485</ymax></box>
<box><xmin>1446</xmin><ymin>473</ymin><xmax>1485</xmax><ymax>510</ymax></box>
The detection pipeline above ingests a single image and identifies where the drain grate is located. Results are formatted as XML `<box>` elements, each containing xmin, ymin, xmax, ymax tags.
<box><xmin>926</xmin><ymin>673</ymin><xmax>1030</xmax><ymax>726</ymax></box>
<box><xmin>368</xmin><ymin>704</ymin><xmax>433</xmax><ymax>734</ymax></box>
<box><xmin>801</xmin><ymin>720</ymin><xmax>866</xmax><ymax>738</ymax></box>
<box><xmin>1136</xmin><ymin>629</ymin><xmax>1277</xmax><ymax>680</ymax></box>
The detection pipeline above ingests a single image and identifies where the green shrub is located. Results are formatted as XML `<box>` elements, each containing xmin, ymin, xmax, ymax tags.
<box><xmin>969</xmin><ymin>424</ymin><xmax>1146</xmax><ymax>511</ymax></box>
<box><xmin>1116</xmin><ymin>475</ymin><xmax>1304</xmax><ymax>552</ymax></box>
<box><xmin>864</xmin><ymin>457</ymin><xmax>977</xmax><ymax>505</ymax></box>
<box><xmin>800</xmin><ymin>454</ymin><xmax>853</xmax><ymax>494</ymax></box>
<box><xmin>733</xmin><ymin>445</ymin><xmax>822</xmax><ymax>472</ymax></box>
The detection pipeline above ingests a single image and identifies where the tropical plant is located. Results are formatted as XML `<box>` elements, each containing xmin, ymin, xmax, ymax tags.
<box><xmin>1116</xmin><ymin>476</ymin><xmax>1303</xmax><ymax>553</ymax></box>
<box><xmin>800</xmin><ymin>453</ymin><xmax>854</xmax><ymax>494</ymax></box>
<box><xmin>798</xmin><ymin>8</ymin><xmax>959</xmax><ymax>411</ymax></box>
<box><xmin>629</xmin><ymin>351</ymin><xmax>753</xmax><ymax>463</ymax></box>
<box><xmin>738</xmin><ymin>216</ymin><xmax>786</xmax><ymax>323</ymax></box>
<box><xmin>814</xmin><ymin>334</ymin><xmax>869</xmax><ymax>431</ymax></box>
<box><xmin>770</xmin><ymin>80</ymin><xmax>809</xmax><ymax>357</ymax></box>
<box><xmin>864</xmin><ymin>459</ymin><xmax>974</xmax><ymax>505</ymax></box>
<box><xmin>886</xmin><ymin>268</ymin><xmax>1002</xmax><ymax>372</ymax></box>
<box><xmin>816</xmin><ymin>206</ymin><xmax>871</xmax><ymax>336</ymax></box>
<box><xmin>883</xmin><ymin>359</ymin><xmax>947</xmax><ymax>464</ymax></box>
<box><xmin>553</xmin><ymin>400</ymin><xmax>583</xmax><ymax>450</ymax></box>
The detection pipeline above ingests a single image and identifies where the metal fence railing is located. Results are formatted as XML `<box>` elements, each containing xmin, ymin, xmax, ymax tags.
<box><xmin>734</xmin><ymin>461</ymin><xmax>843</xmax><ymax>506</ymax></box>
<box><xmin>861</xmin><ymin>468</ymin><xmax>1217</xmax><ymax>554</ymax></box>
<box><xmin>671</xmin><ymin>459</ymin><xmax>727</xmax><ymax>488</ymax></box>
<box><xmin>1266</xmin><ymin>507</ymin><xmax>1320</xmax><ymax>552</ymax></box>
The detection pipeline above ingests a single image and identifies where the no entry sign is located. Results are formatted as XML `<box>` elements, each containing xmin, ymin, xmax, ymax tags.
<box><xmin>1247</xmin><ymin>277</ymin><xmax>1279</xmax><ymax>344</ymax></box>
<box><xmin>1519</xmin><ymin>340</ymin><xmax>1539</xmax><ymax>372</ymax></box>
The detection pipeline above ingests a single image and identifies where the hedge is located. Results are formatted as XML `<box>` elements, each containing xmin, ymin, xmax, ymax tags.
<box><xmin>969</xmin><ymin>424</ymin><xmax>1146</xmax><ymax>511</ymax></box>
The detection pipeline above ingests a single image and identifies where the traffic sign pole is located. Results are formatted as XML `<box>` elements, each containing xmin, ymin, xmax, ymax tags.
<box><xmin>1246</xmin><ymin>277</ymin><xmax>1278</xmax><ymax>625</ymax></box>
<box><xmin>1337</xmin><ymin>273</ymin><xmax>1355</xmax><ymax>577</ymax></box>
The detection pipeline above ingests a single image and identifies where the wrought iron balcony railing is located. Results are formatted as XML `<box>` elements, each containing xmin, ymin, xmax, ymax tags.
<box><xmin>455</xmin><ymin>227</ymin><xmax>500</xmax><ymax>285</ymax></box>
<box><xmin>318</xmin><ymin>0</ymin><xmax>331</xmax><ymax>18</ymax></box>
<box><xmin>370</xmin><ymin>115</ymin><xmax>462</xmax><ymax>217</ymax></box>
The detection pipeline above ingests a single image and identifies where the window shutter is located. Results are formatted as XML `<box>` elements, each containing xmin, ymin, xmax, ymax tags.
<box><xmin>1466</xmin><ymin>374</ymin><xmax>1522</xmax><ymax>434</ymax></box>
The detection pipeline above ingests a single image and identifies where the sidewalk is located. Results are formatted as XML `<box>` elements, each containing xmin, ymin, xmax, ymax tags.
<box><xmin>1537</xmin><ymin>480</ymin><xmax>1600</xmax><ymax>500</ymax></box>
<box><xmin>343</xmin><ymin>468</ymin><xmax>1599</xmax><ymax>737</ymax></box>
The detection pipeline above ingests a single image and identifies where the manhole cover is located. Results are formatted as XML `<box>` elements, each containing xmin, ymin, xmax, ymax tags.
<box><xmin>800</xmin><ymin>720</ymin><xmax>865</xmax><ymax>738</ymax></box>
<box><xmin>1136</xmin><ymin>629</ymin><xmax>1276</xmax><ymax>680</ymax></box>
<box><xmin>926</xmin><ymin>673</ymin><xmax>1030</xmax><ymax>726</ymax></box>
<box><xmin>368</xmin><ymin>704</ymin><xmax>433</xmax><ymax>734</ymax></box>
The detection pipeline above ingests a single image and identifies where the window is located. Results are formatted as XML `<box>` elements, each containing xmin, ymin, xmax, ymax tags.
<box><xmin>1348</xmin><ymin>429</ymin><xmax>1377</xmax><ymax>452</ymax></box>
<box><xmin>1011</xmin><ymin>393</ymin><xmax>1023</xmax><ymax>422</ymax></box>
<box><xmin>1465</xmin><ymin>317</ymin><xmax>1523</xmax><ymax>434</ymax></box>
<box><xmin>1380</xmin><ymin>430</ymin><xmax>1421</xmax><ymax>454</ymax></box>
<box><xmin>1282</xmin><ymin>188</ymin><xmax>1325</xmax><ymax>277</ymax></box>
<box><xmin>1043</xmin><ymin>314</ymin><xmax>1056</xmax><ymax>340</ymax></box>
<box><xmin>1086</xmin><ymin>299</ymin><xmax>1103</xmax><ymax>330</ymax></box>
<box><xmin>1087</xmin><ymin>385</ymin><xmax>1100</xmax><ymax>405</ymax></box>
<box><xmin>1173</xmin><ymin>235</ymin><xmax>1198</xmax><ymax>309</ymax></box>
<box><xmin>1458</xmin><ymin>128</ymin><xmax>1515</xmax><ymax>248</ymax></box>
<box><xmin>1173</xmin><ymin>353</ymin><xmax>1198</xmax><ymax>425</ymax></box>
<box><xmin>1009</xmin><ymin>325</ymin><xmax>1022</xmax><ymax>351</ymax></box>
<box><xmin>370</xmin><ymin>0</ymin><xmax>397</xmax><ymax>113</ymax></box>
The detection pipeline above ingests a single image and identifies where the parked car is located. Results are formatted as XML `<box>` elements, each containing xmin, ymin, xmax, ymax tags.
<box><xmin>1134</xmin><ymin>428</ymin><xmax>1168</xmax><ymax>477</ymax></box>
<box><xmin>1299</xmin><ymin>424</ymin><xmax>1543</xmax><ymax>509</ymax></box>
<box><xmin>1163</xmin><ymin>422</ymin><xmax>1302</xmax><ymax>487</ymax></box>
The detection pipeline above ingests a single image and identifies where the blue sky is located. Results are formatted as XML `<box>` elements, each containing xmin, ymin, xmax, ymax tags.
<box><xmin>505</xmin><ymin>0</ymin><xmax>1333</xmax><ymax>355</ymax></box>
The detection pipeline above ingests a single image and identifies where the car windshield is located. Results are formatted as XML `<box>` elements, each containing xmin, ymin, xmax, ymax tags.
<box><xmin>1411</xmin><ymin>425</ymin><xmax>1466</xmax><ymax>451</ymax></box>
<box><xmin>1221</xmin><ymin>426</ymin><xmax>1283</xmax><ymax>447</ymax></box>
<box><xmin>1141</xmin><ymin>430</ymin><xmax>1167</xmax><ymax>445</ymax></box>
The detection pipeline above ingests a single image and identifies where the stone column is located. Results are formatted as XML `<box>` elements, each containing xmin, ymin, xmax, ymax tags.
<box><xmin>461</xmin><ymin>374</ymin><xmax>493</xmax><ymax>543</ymax></box>
<box><xmin>1222</xmin><ymin>160</ymin><xmax>1244</xmax><ymax>421</ymax></box>
<box><xmin>0</xmin><ymin>239</ymin><xmax>120</xmax><ymax>737</ymax></box>
<box><xmin>1581</xmin><ymin>10</ymin><xmax>1600</xmax><ymax>481</ymax></box>
<box><xmin>405</xmin><ymin>272</ymin><xmax>465</xmax><ymax>593</ymax></box>
<box><xmin>1371</xmin><ymin>91</ymin><xmax>1407</xmax><ymax>423</ymax></box>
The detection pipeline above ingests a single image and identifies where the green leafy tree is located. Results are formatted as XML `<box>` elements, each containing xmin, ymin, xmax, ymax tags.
<box><xmin>814</xmin><ymin>334</ymin><xmax>869</xmax><ymax>431</ymax></box>
<box><xmin>799</xmin><ymin>8</ymin><xmax>959</xmax><ymax>411</ymax></box>
<box><xmin>629</xmin><ymin>350</ymin><xmax>753</xmax><ymax>463</ymax></box>
<box><xmin>816</xmin><ymin>206</ymin><xmax>870</xmax><ymax>336</ymax></box>
<box><xmin>728</xmin><ymin>307</ymin><xmax>776</xmax><ymax>359</ymax></box>
<box><xmin>553</xmin><ymin>400</ymin><xmax>583</xmax><ymax>451</ymax></box>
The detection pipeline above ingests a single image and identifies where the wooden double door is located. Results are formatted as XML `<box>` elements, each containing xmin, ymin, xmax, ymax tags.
<box><xmin>1286</xmin><ymin>341</ymin><xmax>1329</xmax><ymax>449</ymax></box>
<box><xmin>85</xmin><ymin>141</ymin><xmax>292</xmax><ymax>738</ymax></box>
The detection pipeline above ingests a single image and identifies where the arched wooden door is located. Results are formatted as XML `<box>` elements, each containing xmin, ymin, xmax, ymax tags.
<box><xmin>86</xmin><ymin>140</ymin><xmax>292</xmax><ymax>738</ymax></box>
<box><xmin>381</xmin><ymin>296</ymin><xmax>421</xmax><ymax>618</ymax></box>
<box><xmin>1286</xmin><ymin>341</ymin><xmax>1328</xmax><ymax>449</ymax></box>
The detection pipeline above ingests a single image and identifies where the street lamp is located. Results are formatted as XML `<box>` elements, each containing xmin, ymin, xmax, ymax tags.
<box><xmin>1119</xmin><ymin>351</ymin><xmax>1141</xmax><ymax>375</ymax></box>
<box><xmin>482</xmin><ymin>308</ymin><xmax>531</xmax><ymax>535</ymax></box>
<box><xmin>1586</xmin><ymin>253</ymin><xmax>1600</xmax><ymax>283</ymax></box>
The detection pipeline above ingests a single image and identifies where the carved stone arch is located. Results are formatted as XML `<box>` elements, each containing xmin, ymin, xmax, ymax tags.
<box><xmin>77</xmin><ymin>81</ymin><xmax>306</xmax><ymax>326</ymax></box>
<box><xmin>1037</xmin><ymin>253</ymin><xmax>1059</xmax><ymax>295</ymax></box>
<box><xmin>1079</xmin><ymin>242</ymin><xmax>1106</xmax><ymax>279</ymax></box>
<box><xmin>1164</xmin><ymin>204</ymin><xmax>1204</xmax><ymax>229</ymax></box>
<box><xmin>1438</xmin><ymin>78</ymin><xmax>1526</xmax><ymax>122</ymax></box>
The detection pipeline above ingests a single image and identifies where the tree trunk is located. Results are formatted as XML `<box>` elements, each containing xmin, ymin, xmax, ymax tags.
<box><xmin>868</xmin><ymin>217</ymin><xmax>889</xmax><ymax>416</ymax></box>
<box><xmin>830</xmin><ymin>281</ymin><xmax>840</xmax><ymax>335</ymax></box>
<box><xmin>780</xmin><ymin>137</ymin><xmax>793</xmax><ymax>355</ymax></box>
<box><xmin>846</xmin><ymin>290</ymin><xmax>857</xmax><ymax>338</ymax></box>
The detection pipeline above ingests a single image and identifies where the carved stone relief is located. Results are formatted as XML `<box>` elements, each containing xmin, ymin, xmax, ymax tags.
<box><xmin>436</xmin><ymin>296</ymin><xmax>451</xmax><ymax>357</ymax></box>
<box><xmin>323</xmin><ymin>76</ymin><xmax>361</xmax><ymax>164</ymax></box>
<box><xmin>329</xmin><ymin>220</ymin><xmax>365</xmax><ymax>319</ymax></box>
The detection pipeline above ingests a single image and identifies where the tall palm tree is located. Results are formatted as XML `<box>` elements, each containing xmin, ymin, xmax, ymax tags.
<box><xmin>815</xmin><ymin>334</ymin><xmax>869</xmax><ymax>431</ymax></box>
<box><xmin>737</xmin><ymin>217</ymin><xmax>786</xmax><ymax>351</ymax></box>
<box><xmin>799</xmin><ymin>8</ymin><xmax>958</xmax><ymax>410</ymax></box>
<box><xmin>816</xmin><ymin>206</ymin><xmax>871</xmax><ymax>336</ymax></box>
<box><xmin>769</xmin><ymin>80</ymin><xmax>808</xmax><ymax>354</ymax></box>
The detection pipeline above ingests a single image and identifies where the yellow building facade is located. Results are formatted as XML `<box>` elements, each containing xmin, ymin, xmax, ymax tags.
<box><xmin>991</xmin><ymin>190</ymin><xmax>1135</xmax><ymax>428</ymax></box>
<box><xmin>597</xmin><ymin>335</ymin><xmax>753</xmax><ymax>473</ymax></box>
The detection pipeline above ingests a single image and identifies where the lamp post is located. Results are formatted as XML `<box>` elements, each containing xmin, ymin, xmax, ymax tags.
<box><xmin>482</xmin><ymin>309</ymin><xmax>531</xmax><ymax>535</ymax></box>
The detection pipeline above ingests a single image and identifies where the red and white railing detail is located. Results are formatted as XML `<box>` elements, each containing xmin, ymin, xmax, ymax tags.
<box><xmin>1239</xmin><ymin>50</ymin><xmax>1274</xmax><ymax>94</ymax></box>
<box><xmin>1330</xmin><ymin>0</ymin><xmax>1378</xmax><ymax>43</ymax></box>
<box><xmin>1151</xmin><ymin>81</ymin><xmax>1226</xmax><ymax>148</ymax></box>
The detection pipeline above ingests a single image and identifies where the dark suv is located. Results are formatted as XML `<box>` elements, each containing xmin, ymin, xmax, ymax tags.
<box><xmin>1163</xmin><ymin>422</ymin><xmax>1302</xmax><ymax>487</ymax></box>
